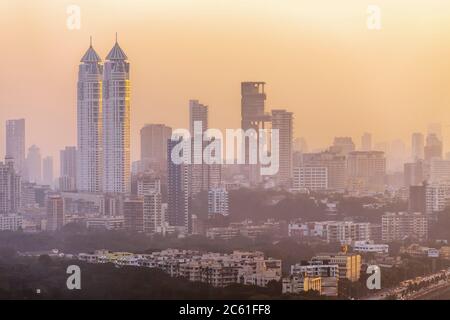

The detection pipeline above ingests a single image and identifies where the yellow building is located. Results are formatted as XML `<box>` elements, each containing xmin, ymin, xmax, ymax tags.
<box><xmin>303</xmin><ymin>277</ymin><xmax>322</xmax><ymax>294</ymax></box>
<box><xmin>312</xmin><ymin>254</ymin><xmax>361</xmax><ymax>282</ymax></box>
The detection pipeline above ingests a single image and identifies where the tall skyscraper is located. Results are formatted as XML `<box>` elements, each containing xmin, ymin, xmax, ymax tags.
<box><xmin>42</xmin><ymin>156</ymin><xmax>54</xmax><ymax>186</ymax></box>
<box><xmin>189</xmin><ymin>99</ymin><xmax>209</xmax><ymax>196</ymax></box>
<box><xmin>77</xmin><ymin>39</ymin><xmax>103</xmax><ymax>192</ymax></box>
<box><xmin>241</xmin><ymin>82</ymin><xmax>271</xmax><ymax>185</ymax></box>
<box><xmin>167</xmin><ymin>138</ymin><xmax>190</xmax><ymax>233</ymax></box>
<box><xmin>361</xmin><ymin>132</ymin><xmax>372</xmax><ymax>151</ymax></box>
<box><xmin>46</xmin><ymin>194</ymin><xmax>65</xmax><ymax>231</ymax></box>
<box><xmin>5</xmin><ymin>119</ymin><xmax>25</xmax><ymax>174</ymax></box>
<box><xmin>103</xmin><ymin>37</ymin><xmax>131</xmax><ymax>194</ymax></box>
<box><xmin>411</xmin><ymin>132</ymin><xmax>424</xmax><ymax>161</ymax></box>
<box><xmin>0</xmin><ymin>157</ymin><xmax>21</xmax><ymax>214</ymax></box>
<box><xmin>60</xmin><ymin>146</ymin><xmax>77</xmax><ymax>191</ymax></box>
<box><xmin>140</xmin><ymin>124</ymin><xmax>172</xmax><ymax>171</ymax></box>
<box><xmin>26</xmin><ymin>145</ymin><xmax>41</xmax><ymax>184</ymax></box>
<box><xmin>271</xmin><ymin>109</ymin><xmax>293</xmax><ymax>187</ymax></box>
<box><xmin>424</xmin><ymin>133</ymin><xmax>443</xmax><ymax>161</ymax></box>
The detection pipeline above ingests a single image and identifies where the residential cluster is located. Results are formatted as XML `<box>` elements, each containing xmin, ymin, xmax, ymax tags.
<box><xmin>78</xmin><ymin>249</ymin><xmax>282</xmax><ymax>288</ymax></box>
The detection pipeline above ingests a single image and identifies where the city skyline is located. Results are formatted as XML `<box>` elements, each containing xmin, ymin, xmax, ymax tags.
<box><xmin>2</xmin><ymin>0</ymin><xmax>450</xmax><ymax>167</ymax></box>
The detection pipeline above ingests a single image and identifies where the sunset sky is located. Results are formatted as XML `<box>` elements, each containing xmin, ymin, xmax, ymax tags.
<box><xmin>1</xmin><ymin>0</ymin><xmax>450</xmax><ymax>171</ymax></box>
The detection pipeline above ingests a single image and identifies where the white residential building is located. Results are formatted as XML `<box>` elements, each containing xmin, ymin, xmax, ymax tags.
<box><xmin>77</xmin><ymin>41</ymin><xmax>103</xmax><ymax>192</ymax></box>
<box><xmin>288</xmin><ymin>221</ymin><xmax>328</xmax><ymax>239</ymax></box>
<box><xmin>86</xmin><ymin>215</ymin><xmax>124</xmax><ymax>230</ymax></box>
<box><xmin>382</xmin><ymin>212</ymin><xmax>428</xmax><ymax>242</ymax></box>
<box><xmin>292</xmin><ymin>167</ymin><xmax>328</xmax><ymax>191</ymax></box>
<box><xmin>352</xmin><ymin>241</ymin><xmax>389</xmax><ymax>254</ymax></box>
<box><xmin>425</xmin><ymin>182</ymin><xmax>450</xmax><ymax>214</ymax></box>
<box><xmin>326</xmin><ymin>221</ymin><xmax>371</xmax><ymax>244</ymax></box>
<box><xmin>208</xmin><ymin>187</ymin><xmax>229</xmax><ymax>217</ymax></box>
<box><xmin>77</xmin><ymin>249</ymin><xmax>281</xmax><ymax>288</ymax></box>
<box><xmin>0</xmin><ymin>214</ymin><xmax>23</xmax><ymax>231</ymax></box>
<box><xmin>143</xmin><ymin>190</ymin><xmax>163</xmax><ymax>234</ymax></box>
<box><xmin>103</xmin><ymin>38</ymin><xmax>131</xmax><ymax>193</ymax></box>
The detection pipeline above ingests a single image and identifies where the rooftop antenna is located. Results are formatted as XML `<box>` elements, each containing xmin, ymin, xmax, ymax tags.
<box><xmin>115</xmin><ymin>32</ymin><xmax>118</xmax><ymax>43</ymax></box>
<box><xmin>89</xmin><ymin>36</ymin><xmax>92</xmax><ymax>47</ymax></box>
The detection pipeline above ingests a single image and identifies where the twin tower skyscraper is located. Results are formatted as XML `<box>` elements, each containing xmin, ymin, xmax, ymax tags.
<box><xmin>77</xmin><ymin>36</ymin><xmax>131</xmax><ymax>194</ymax></box>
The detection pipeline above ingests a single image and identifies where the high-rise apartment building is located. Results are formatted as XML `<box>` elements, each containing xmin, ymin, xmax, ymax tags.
<box><xmin>167</xmin><ymin>139</ymin><xmax>191</xmax><ymax>233</ymax></box>
<box><xmin>326</xmin><ymin>221</ymin><xmax>371</xmax><ymax>244</ymax></box>
<box><xmin>26</xmin><ymin>145</ymin><xmax>42</xmax><ymax>184</ymax></box>
<box><xmin>143</xmin><ymin>190</ymin><xmax>162</xmax><ymax>233</ymax></box>
<box><xmin>124</xmin><ymin>197</ymin><xmax>144</xmax><ymax>233</ymax></box>
<box><xmin>189</xmin><ymin>99</ymin><xmax>209</xmax><ymax>196</ymax></box>
<box><xmin>292</xmin><ymin>167</ymin><xmax>328</xmax><ymax>191</ymax></box>
<box><xmin>208</xmin><ymin>187</ymin><xmax>229</xmax><ymax>217</ymax></box>
<box><xmin>77</xmin><ymin>40</ymin><xmax>103</xmax><ymax>192</ymax></box>
<box><xmin>424</xmin><ymin>133</ymin><xmax>443</xmax><ymax>161</ymax></box>
<box><xmin>0</xmin><ymin>157</ymin><xmax>21</xmax><ymax>214</ymax></box>
<box><xmin>103</xmin><ymin>38</ymin><xmax>131</xmax><ymax>193</ymax></box>
<box><xmin>140</xmin><ymin>124</ymin><xmax>172</xmax><ymax>172</ymax></box>
<box><xmin>5</xmin><ymin>119</ymin><xmax>25</xmax><ymax>174</ymax></box>
<box><xmin>42</xmin><ymin>156</ymin><xmax>54</xmax><ymax>186</ymax></box>
<box><xmin>408</xmin><ymin>184</ymin><xmax>426</xmax><ymax>214</ymax></box>
<box><xmin>347</xmin><ymin>151</ymin><xmax>386</xmax><ymax>192</ymax></box>
<box><xmin>60</xmin><ymin>146</ymin><xmax>77</xmax><ymax>191</ymax></box>
<box><xmin>425</xmin><ymin>182</ymin><xmax>450</xmax><ymax>215</ymax></box>
<box><xmin>301</xmin><ymin>152</ymin><xmax>347</xmax><ymax>191</ymax></box>
<box><xmin>271</xmin><ymin>109</ymin><xmax>293</xmax><ymax>187</ymax></box>
<box><xmin>47</xmin><ymin>195</ymin><xmax>65</xmax><ymax>231</ymax></box>
<box><xmin>134</xmin><ymin>173</ymin><xmax>161</xmax><ymax>197</ymax></box>
<box><xmin>404</xmin><ymin>161</ymin><xmax>424</xmax><ymax>187</ymax></box>
<box><xmin>382</xmin><ymin>212</ymin><xmax>428</xmax><ymax>242</ymax></box>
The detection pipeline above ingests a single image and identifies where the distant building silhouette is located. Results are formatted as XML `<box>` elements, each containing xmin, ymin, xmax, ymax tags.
<box><xmin>5</xmin><ymin>119</ymin><xmax>25</xmax><ymax>174</ymax></box>
<box><xmin>26</xmin><ymin>145</ymin><xmax>42</xmax><ymax>184</ymax></box>
<box><xmin>424</xmin><ymin>133</ymin><xmax>443</xmax><ymax>161</ymax></box>
<box><xmin>411</xmin><ymin>132</ymin><xmax>424</xmax><ymax>161</ymax></box>
<box><xmin>140</xmin><ymin>124</ymin><xmax>172</xmax><ymax>172</ymax></box>
<box><xmin>271</xmin><ymin>109</ymin><xmax>293</xmax><ymax>187</ymax></box>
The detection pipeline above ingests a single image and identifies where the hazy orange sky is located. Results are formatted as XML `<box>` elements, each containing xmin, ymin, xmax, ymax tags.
<box><xmin>2</xmin><ymin>0</ymin><xmax>450</xmax><ymax>172</ymax></box>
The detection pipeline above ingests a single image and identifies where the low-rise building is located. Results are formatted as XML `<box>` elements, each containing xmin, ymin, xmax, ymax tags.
<box><xmin>282</xmin><ymin>276</ymin><xmax>322</xmax><ymax>295</ymax></box>
<box><xmin>86</xmin><ymin>215</ymin><xmax>125</xmax><ymax>230</ymax></box>
<box><xmin>352</xmin><ymin>241</ymin><xmax>389</xmax><ymax>254</ymax></box>
<box><xmin>77</xmin><ymin>249</ymin><xmax>281</xmax><ymax>288</ymax></box>
<box><xmin>288</xmin><ymin>262</ymin><xmax>339</xmax><ymax>296</ymax></box>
